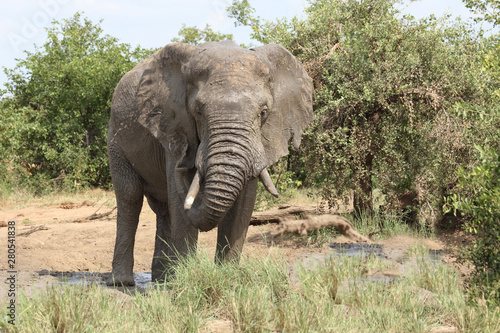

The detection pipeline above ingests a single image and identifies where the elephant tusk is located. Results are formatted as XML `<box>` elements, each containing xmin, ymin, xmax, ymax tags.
<box><xmin>259</xmin><ymin>168</ymin><xmax>279</xmax><ymax>198</ymax></box>
<box><xmin>184</xmin><ymin>171</ymin><xmax>201</xmax><ymax>211</ymax></box>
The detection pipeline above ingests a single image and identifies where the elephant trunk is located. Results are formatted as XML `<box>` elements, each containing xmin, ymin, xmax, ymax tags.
<box><xmin>185</xmin><ymin>128</ymin><xmax>255</xmax><ymax>231</ymax></box>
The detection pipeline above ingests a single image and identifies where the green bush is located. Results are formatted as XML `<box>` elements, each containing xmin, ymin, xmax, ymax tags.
<box><xmin>447</xmin><ymin>145</ymin><xmax>500</xmax><ymax>305</ymax></box>
<box><xmin>228</xmin><ymin>0</ymin><xmax>495</xmax><ymax>219</ymax></box>
<box><xmin>1</xmin><ymin>13</ymin><xmax>154</xmax><ymax>193</ymax></box>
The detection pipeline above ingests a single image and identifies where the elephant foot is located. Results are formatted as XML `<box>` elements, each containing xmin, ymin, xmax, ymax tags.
<box><xmin>106</xmin><ymin>272</ymin><xmax>135</xmax><ymax>287</ymax></box>
<box><xmin>151</xmin><ymin>270</ymin><xmax>169</xmax><ymax>284</ymax></box>
<box><xmin>152</xmin><ymin>257</ymin><xmax>175</xmax><ymax>284</ymax></box>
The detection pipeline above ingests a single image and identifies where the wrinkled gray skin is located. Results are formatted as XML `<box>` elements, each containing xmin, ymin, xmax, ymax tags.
<box><xmin>107</xmin><ymin>41</ymin><xmax>313</xmax><ymax>286</ymax></box>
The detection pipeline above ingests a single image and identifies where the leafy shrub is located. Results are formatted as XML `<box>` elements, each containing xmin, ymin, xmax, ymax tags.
<box><xmin>228</xmin><ymin>0</ymin><xmax>494</xmax><ymax>220</ymax></box>
<box><xmin>447</xmin><ymin>145</ymin><xmax>500</xmax><ymax>305</ymax></box>
<box><xmin>1</xmin><ymin>13</ymin><xmax>154</xmax><ymax>193</ymax></box>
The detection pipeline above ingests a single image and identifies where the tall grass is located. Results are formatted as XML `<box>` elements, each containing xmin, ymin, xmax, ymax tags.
<box><xmin>350</xmin><ymin>209</ymin><xmax>431</xmax><ymax>238</ymax></box>
<box><xmin>2</xmin><ymin>247</ymin><xmax>499</xmax><ymax>332</ymax></box>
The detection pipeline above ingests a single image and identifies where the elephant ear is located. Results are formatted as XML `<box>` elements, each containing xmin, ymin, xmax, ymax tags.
<box><xmin>252</xmin><ymin>44</ymin><xmax>314</xmax><ymax>167</ymax></box>
<box><xmin>137</xmin><ymin>43</ymin><xmax>199</xmax><ymax>168</ymax></box>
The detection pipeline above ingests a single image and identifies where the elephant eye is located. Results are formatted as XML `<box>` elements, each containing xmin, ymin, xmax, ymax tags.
<box><xmin>260</xmin><ymin>106</ymin><xmax>269</xmax><ymax>126</ymax></box>
<box><xmin>195</xmin><ymin>105</ymin><xmax>202</xmax><ymax>115</ymax></box>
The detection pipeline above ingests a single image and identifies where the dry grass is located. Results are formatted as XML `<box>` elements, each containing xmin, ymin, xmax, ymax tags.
<box><xmin>0</xmin><ymin>188</ymin><xmax>116</xmax><ymax>209</ymax></box>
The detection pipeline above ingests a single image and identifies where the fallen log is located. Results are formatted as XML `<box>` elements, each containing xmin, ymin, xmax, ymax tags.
<box><xmin>250</xmin><ymin>205</ymin><xmax>320</xmax><ymax>224</ymax></box>
<box><xmin>272</xmin><ymin>214</ymin><xmax>370</xmax><ymax>243</ymax></box>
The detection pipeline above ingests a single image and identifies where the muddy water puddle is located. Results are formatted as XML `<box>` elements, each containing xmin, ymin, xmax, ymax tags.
<box><xmin>329</xmin><ymin>243</ymin><xmax>384</xmax><ymax>257</ymax></box>
<box><xmin>296</xmin><ymin>242</ymin><xmax>445</xmax><ymax>285</ymax></box>
<box><xmin>31</xmin><ymin>270</ymin><xmax>154</xmax><ymax>292</ymax></box>
<box><xmin>327</xmin><ymin>242</ymin><xmax>443</xmax><ymax>263</ymax></box>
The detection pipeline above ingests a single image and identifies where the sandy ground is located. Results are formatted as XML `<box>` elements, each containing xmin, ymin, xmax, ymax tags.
<box><xmin>0</xmin><ymin>193</ymin><xmax>466</xmax><ymax>301</ymax></box>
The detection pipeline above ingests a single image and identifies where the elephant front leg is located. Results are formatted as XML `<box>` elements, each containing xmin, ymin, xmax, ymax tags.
<box><xmin>215</xmin><ymin>178</ymin><xmax>258</xmax><ymax>263</ymax></box>
<box><xmin>108</xmin><ymin>197</ymin><xmax>143</xmax><ymax>286</ymax></box>
<box><xmin>153</xmin><ymin>197</ymin><xmax>198</xmax><ymax>282</ymax></box>
<box><xmin>147</xmin><ymin>197</ymin><xmax>172</xmax><ymax>282</ymax></box>
<box><xmin>107</xmin><ymin>144</ymin><xmax>144</xmax><ymax>287</ymax></box>
<box><xmin>149</xmin><ymin>196</ymin><xmax>198</xmax><ymax>283</ymax></box>
<box><xmin>150</xmin><ymin>162</ymin><xmax>199</xmax><ymax>283</ymax></box>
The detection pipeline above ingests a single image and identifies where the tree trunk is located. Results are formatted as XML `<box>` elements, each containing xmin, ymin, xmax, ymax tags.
<box><xmin>353</xmin><ymin>152</ymin><xmax>373</xmax><ymax>216</ymax></box>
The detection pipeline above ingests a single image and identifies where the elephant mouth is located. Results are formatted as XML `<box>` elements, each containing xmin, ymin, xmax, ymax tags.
<box><xmin>182</xmin><ymin>167</ymin><xmax>278</xmax><ymax>230</ymax></box>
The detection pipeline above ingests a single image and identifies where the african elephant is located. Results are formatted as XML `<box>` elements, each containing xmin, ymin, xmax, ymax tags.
<box><xmin>106</xmin><ymin>41</ymin><xmax>313</xmax><ymax>286</ymax></box>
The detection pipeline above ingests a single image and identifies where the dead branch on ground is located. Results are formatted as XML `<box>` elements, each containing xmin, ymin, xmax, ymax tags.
<box><xmin>272</xmin><ymin>214</ymin><xmax>370</xmax><ymax>243</ymax></box>
<box><xmin>59</xmin><ymin>200</ymin><xmax>94</xmax><ymax>209</ymax></box>
<box><xmin>73</xmin><ymin>207</ymin><xmax>116</xmax><ymax>223</ymax></box>
<box><xmin>18</xmin><ymin>225</ymin><xmax>49</xmax><ymax>237</ymax></box>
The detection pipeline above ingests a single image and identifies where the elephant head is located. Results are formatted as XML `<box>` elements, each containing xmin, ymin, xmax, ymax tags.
<box><xmin>137</xmin><ymin>41</ymin><xmax>313</xmax><ymax>231</ymax></box>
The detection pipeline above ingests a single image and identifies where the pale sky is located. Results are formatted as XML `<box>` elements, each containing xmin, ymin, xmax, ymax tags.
<box><xmin>0</xmin><ymin>0</ymin><xmax>493</xmax><ymax>87</ymax></box>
